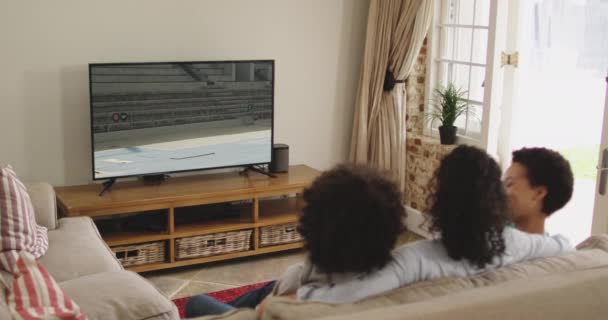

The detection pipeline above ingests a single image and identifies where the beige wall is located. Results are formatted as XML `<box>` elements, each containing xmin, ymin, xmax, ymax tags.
<box><xmin>0</xmin><ymin>0</ymin><xmax>369</xmax><ymax>186</ymax></box>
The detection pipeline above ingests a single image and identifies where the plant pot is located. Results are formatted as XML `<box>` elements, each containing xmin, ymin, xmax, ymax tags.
<box><xmin>438</xmin><ymin>126</ymin><xmax>457</xmax><ymax>145</ymax></box>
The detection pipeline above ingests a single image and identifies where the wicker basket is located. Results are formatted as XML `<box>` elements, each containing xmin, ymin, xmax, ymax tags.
<box><xmin>260</xmin><ymin>223</ymin><xmax>303</xmax><ymax>247</ymax></box>
<box><xmin>112</xmin><ymin>241</ymin><xmax>166</xmax><ymax>267</ymax></box>
<box><xmin>176</xmin><ymin>229</ymin><xmax>253</xmax><ymax>260</ymax></box>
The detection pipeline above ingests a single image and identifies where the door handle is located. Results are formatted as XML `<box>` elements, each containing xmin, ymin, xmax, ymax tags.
<box><xmin>599</xmin><ymin>148</ymin><xmax>608</xmax><ymax>195</ymax></box>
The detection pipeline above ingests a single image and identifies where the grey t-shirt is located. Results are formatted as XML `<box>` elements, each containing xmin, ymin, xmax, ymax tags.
<box><xmin>275</xmin><ymin>227</ymin><xmax>572</xmax><ymax>303</ymax></box>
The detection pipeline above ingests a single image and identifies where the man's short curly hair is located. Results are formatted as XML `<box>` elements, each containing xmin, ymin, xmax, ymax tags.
<box><xmin>512</xmin><ymin>147</ymin><xmax>574</xmax><ymax>216</ymax></box>
<box><xmin>297</xmin><ymin>164</ymin><xmax>405</xmax><ymax>274</ymax></box>
<box><xmin>428</xmin><ymin>145</ymin><xmax>507</xmax><ymax>269</ymax></box>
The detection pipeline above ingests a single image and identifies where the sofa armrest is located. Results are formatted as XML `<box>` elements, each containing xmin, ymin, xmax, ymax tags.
<box><xmin>25</xmin><ymin>182</ymin><xmax>58</xmax><ymax>230</ymax></box>
<box><xmin>60</xmin><ymin>271</ymin><xmax>180</xmax><ymax>320</ymax></box>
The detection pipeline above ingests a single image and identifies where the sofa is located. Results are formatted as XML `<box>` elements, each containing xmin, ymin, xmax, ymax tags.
<box><xmin>0</xmin><ymin>182</ymin><xmax>179</xmax><ymax>320</ymax></box>
<box><xmin>195</xmin><ymin>234</ymin><xmax>608</xmax><ymax>320</ymax></box>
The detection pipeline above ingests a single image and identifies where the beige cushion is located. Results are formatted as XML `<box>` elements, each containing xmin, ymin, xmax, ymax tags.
<box><xmin>315</xmin><ymin>267</ymin><xmax>608</xmax><ymax>320</ymax></box>
<box><xmin>577</xmin><ymin>234</ymin><xmax>608</xmax><ymax>251</ymax></box>
<box><xmin>40</xmin><ymin>217</ymin><xmax>122</xmax><ymax>282</ymax></box>
<box><xmin>262</xmin><ymin>278</ymin><xmax>475</xmax><ymax>320</ymax></box>
<box><xmin>263</xmin><ymin>234</ymin><xmax>608</xmax><ymax>320</ymax></box>
<box><xmin>190</xmin><ymin>309</ymin><xmax>258</xmax><ymax>320</ymax></box>
<box><xmin>61</xmin><ymin>270</ymin><xmax>179</xmax><ymax>320</ymax></box>
<box><xmin>25</xmin><ymin>182</ymin><xmax>58</xmax><ymax>230</ymax></box>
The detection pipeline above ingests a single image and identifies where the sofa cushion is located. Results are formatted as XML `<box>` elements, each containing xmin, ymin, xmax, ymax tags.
<box><xmin>262</xmin><ymin>277</ymin><xmax>475</xmax><ymax>320</ymax></box>
<box><xmin>191</xmin><ymin>309</ymin><xmax>258</xmax><ymax>320</ymax></box>
<box><xmin>314</xmin><ymin>267</ymin><xmax>608</xmax><ymax>320</ymax></box>
<box><xmin>263</xmin><ymin>234</ymin><xmax>608</xmax><ymax>320</ymax></box>
<box><xmin>39</xmin><ymin>217</ymin><xmax>122</xmax><ymax>282</ymax></box>
<box><xmin>60</xmin><ymin>270</ymin><xmax>179</xmax><ymax>320</ymax></box>
<box><xmin>577</xmin><ymin>234</ymin><xmax>608</xmax><ymax>251</ymax></box>
<box><xmin>4</xmin><ymin>252</ymin><xmax>86</xmax><ymax>320</ymax></box>
<box><xmin>25</xmin><ymin>182</ymin><xmax>58</xmax><ymax>230</ymax></box>
<box><xmin>0</xmin><ymin>165</ymin><xmax>49</xmax><ymax>272</ymax></box>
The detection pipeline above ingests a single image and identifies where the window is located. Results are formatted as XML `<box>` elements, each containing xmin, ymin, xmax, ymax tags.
<box><xmin>426</xmin><ymin>0</ymin><xmax>492</xmax><ymax>141</ymax></box>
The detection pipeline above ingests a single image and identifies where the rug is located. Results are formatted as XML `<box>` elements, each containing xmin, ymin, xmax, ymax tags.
<box><xmin>173</xmin><ymin>281</ymin><xmax>270</xmax><ymax>319</ymax></box>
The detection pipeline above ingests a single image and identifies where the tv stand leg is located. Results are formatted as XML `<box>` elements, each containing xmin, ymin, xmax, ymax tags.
<box><xmin>99</xmin><ymin>178</ymin><xmax>116</xmax><ymax>197</ymax></box>
<box><xmin>240</xmin><ymin>165</ymin><xmax>276</xmax><ymax>178</ymax></box>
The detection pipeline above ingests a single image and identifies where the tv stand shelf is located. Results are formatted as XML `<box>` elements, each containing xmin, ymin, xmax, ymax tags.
<box><xmin>54</xmin><ymin>165</ymin><xmax>319</xmax><ymax>272</ymax></box>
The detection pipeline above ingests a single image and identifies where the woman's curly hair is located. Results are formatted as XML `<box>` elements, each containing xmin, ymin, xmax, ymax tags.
<box><xmin>297</xmin><ymin>164</ymin><xmax>405</xmax><ymax>274</ymax></box>
<box><xmin>428</xmin><ymin>145</ymin><xmax>508</xmax><ymax>269</ymax></box>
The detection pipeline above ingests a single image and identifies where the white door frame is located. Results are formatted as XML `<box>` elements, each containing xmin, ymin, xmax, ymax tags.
<box><xmin>480</xmin><ymin>0</ymin><xmax>507</xmax><ymax>158</ymax></box>
<box><xmin>592</xmin><ymin>77</ymin><xmax>608</xmax><ymax>235</ymax></box>
<box><xmin>495</xmin><ymin>0</ymin><xmax>522</xmax><ymax>167</ymax></box>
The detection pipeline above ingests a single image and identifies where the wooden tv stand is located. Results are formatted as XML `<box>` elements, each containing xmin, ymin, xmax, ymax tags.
<box><xmin>54</xmin><ymin>165</ymin><xmax>320</xmax><ymax>273</ymax></box>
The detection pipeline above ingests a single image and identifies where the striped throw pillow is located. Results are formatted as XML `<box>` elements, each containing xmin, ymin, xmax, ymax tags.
<box><xmin>4</xmin><ymin>251</ymin><xmax>87</xmax><ymax>320</ymax></box>
<box><xmin>0</xmin><ymin>165</ymin><xmax>49</xmax><ymax>273</ymax></box>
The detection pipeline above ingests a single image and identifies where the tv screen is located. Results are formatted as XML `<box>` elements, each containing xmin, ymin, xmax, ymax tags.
<box><xmin>89</xmin><ymin>60</ymin><xmax>274</xmax><ymax>180</ymax></box>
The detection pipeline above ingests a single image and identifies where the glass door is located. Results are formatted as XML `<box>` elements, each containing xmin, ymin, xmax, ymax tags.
<box><xmin>500</xmin><ymin>0</ymin><xmax>608</xmax><ymax>243</ymax></box>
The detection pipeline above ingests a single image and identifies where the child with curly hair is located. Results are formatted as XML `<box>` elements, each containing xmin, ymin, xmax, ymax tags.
<box><xmin>185</xmin><ymin>164</ymin><xmax>405</xmax><ymax>317</ymax></box>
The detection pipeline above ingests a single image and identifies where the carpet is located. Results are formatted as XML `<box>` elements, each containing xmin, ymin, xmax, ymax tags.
<box><xmin>173</xmin><ymin>281</ymin><xmax>270</xmax><ymax>319</ymax></box>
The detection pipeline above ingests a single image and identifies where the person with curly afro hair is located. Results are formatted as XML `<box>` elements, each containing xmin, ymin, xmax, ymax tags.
<box><xmin>292</xmin><ymin>146</ymin><xmax>573</xmax><ymax>304</ymax></box>
<box><xmin>186</xmin><ymin>164</ymin><xmax>405</xmax><ymax>317</ymax></box>
<box><xmin>296</xmin><ymin>164</ymin><xmax>405</xmax><ymax>274</ymax></box>
<box><xmin>504</xmin><ymin>147</ymin><xmax>574</xmax><ymax>235</ymax></box>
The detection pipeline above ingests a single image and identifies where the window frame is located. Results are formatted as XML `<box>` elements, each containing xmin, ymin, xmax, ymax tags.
<box><xmin>424</xmin><ymin>0</ymin><xmax>503</xmax><ymax>150</ymax></box>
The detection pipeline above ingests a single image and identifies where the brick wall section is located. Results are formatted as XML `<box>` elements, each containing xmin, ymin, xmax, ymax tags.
<box><xmin>404</xmin><ymin>40</ymin><xmax>456</xmax><ymax>211</ymax></box>
<box><xmin>405</xmin><ymin>136</ymin><xmax>456</xmax><ymax>211</ymax></box>
<box><xmin>405</xmin><ymin>41</ymin><xmax>427</xmax><ymax>136</ymax></box>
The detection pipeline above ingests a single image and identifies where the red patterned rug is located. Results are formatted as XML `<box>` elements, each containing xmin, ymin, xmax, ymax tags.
<box><xmin>173</xmin><ymin>281</ymin><xmax>270</xmax><ymax>319</ymax></box>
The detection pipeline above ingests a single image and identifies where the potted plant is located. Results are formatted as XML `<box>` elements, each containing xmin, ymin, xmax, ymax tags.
<box><xmin>426</xmin><ymin>83</ymin><xmax>470</xmax><ymax>145</ymax></box>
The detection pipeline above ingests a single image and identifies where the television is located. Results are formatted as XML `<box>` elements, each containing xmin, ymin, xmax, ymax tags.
<box><xmin>89</xmin><ymin>60</ymin><xmax>274</xmax><ymax>180</ymax></box>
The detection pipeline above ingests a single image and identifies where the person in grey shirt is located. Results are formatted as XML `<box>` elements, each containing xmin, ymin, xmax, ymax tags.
<box><xmin>186</xmin><ymin>164</ymin><xmax>406</xmax><ymax>317</ymax></box>
<box><xmin>275</xmin><ymin>145</ymin><xmax>573</xmax><ymax>303</ymax></box>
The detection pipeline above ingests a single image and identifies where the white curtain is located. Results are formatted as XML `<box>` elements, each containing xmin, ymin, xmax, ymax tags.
<box><xmin>350</xmin><ymin>0</ymin><xmax>433</xmax><ymax>193</ymax></box>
